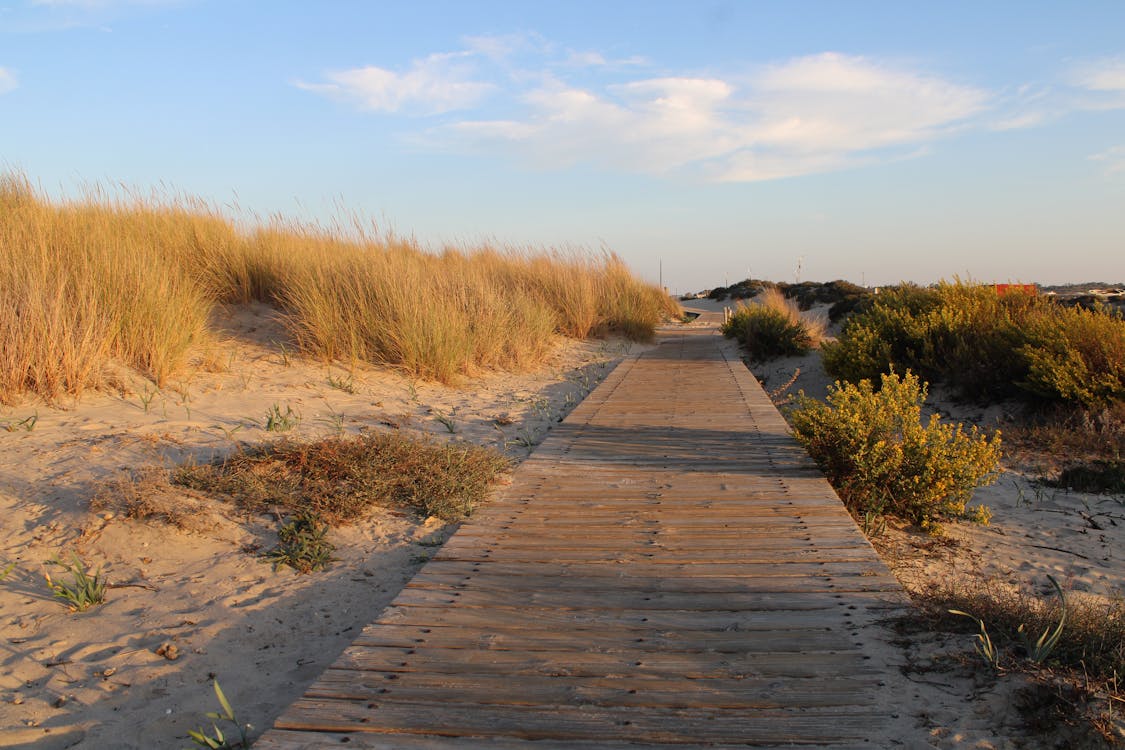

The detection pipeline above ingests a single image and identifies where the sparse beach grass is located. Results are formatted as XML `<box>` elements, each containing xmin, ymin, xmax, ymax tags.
<box><xmin>0</xmin><ymin>172</ymin><xmax>677</xmax><ymax>402</ymax></box>
<box><xmin>172</xmin><ymin>432</ymin><xmax>510</xmax><ymax>523</ymax></box>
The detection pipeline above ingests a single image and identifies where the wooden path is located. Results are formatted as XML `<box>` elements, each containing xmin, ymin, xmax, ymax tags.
<box><xmin>256</xmin><ymin>319</ymin><xmax>907</xmax><ymax>749</ymax></box>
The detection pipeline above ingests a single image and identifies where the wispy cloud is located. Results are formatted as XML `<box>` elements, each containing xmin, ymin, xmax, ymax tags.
<box><xmin>0</xmin><ymin>67</ymin><xmax>17</xmax><ymax>94</ymax></box>
<box><xmin>295</xmin><ymin>52</ymin><xmax>494</xmax><ymax>115</ymax></box>
<box><xmin>29</xmin><ymin>0</ymin><xmax>177</xmax><ymax>7</ymax></box>
<box><xmin>3</xmin><ymin>0</ymin><xmax>183</xmax><ymax>32</ymax></box>
<box><xmin>1072</xmin><ymin>56</ymin><xmax>1125</xmax><ymax>92</ymax></box>
<box><xmin>1090</xmin><ymin>145</ymin><xmax>1125</xmax><ymax>175</ymax></box>
<box><xmin>301</xmin><ymin>43</ymin><xmax>991</xmax><ymax>182</ymax></box>
<box><xmin>1068</xmin><ymin>56</ymin><xmax>1125</xmax><ymax>112</ymax></box>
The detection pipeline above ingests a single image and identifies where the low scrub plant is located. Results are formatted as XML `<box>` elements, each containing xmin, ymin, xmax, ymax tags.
<box><xmin>721</xmin><ymin>288</ymin><xmax>827</xmax><ymax>361</ymax></box>
<box><xmin>915</xmin><ymin>576</ymin><xmax>1122</xmax><ymax>679</ymax></box>
<box><xmin>1051</xmin><ymin>460</ymin><xmax>1125</xmax><ymax>494</ymax></box>
<box><xmin>787</xmin><ymin>370</ymin><xmax>1002</xmax><ymax>530</ymax></box>
<box><xmin>264</xmin><ymin>512</ymin><xmax>335</xmax><ymax>573</ymax></box>
<box><xmin>174</xmin><ymin>432</ymin><xmax>510</xmax><ymax>523</ymax></box>
<box><xmin>44</xmin><ymin>553</ymin><xmax>107</xmax><ymax>612</ymax></box>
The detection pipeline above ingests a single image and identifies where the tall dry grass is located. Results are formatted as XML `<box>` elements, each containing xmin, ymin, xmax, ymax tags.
<box><xmin>0</xmin><ymin>173</ymin><xmax>677</xmax><ymax>401</ymax></box>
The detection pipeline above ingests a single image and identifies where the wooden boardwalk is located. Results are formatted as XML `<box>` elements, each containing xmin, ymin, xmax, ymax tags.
<box><xmin>256</xmin><ymin>321</ymin><xmax>907</xmax><ymax>749</ymax></box>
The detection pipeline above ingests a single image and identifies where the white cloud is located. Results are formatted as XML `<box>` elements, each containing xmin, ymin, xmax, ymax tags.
<box><xmin>1073</xmin><ymin>57</ymin><xmax>1125</xmax><ymax>92</ymax></box>
<box><xmin>1066</xmin><ymin>56</ymin><xmax>1125</xmax><ymax>113</ymax></box>
<box><xmin>0</xmin><ymin>67</ymin><xmax>17</xmax><ymax>94</ymax></box>
<box><xmin>438</xmin><ymin>52</ymin><xmax>987</xmax><ymax>181</ymax></box>
<box><xmin>1090</xmin><ymin>145</ymin><xmax>1125</xmax><ymax>175</ymax></box>
<box><xmin>295</xmin><ymin>53</ymin><xmax>494</xmax><ymax>115</ymax></box>
<box><xmin>303</xmin><ymin>44</ymin><xmax>991</xmax><ymax>182</ymax></box>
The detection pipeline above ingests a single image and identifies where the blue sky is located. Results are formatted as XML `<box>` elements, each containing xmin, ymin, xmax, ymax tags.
<box><xmin>1</xmin><ymin>1</ymin><xmax>1122</xmax><ymax>292</ymax></box>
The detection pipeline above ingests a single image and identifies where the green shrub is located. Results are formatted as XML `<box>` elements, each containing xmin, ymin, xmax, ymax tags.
<box><xmin>823</xmin><ymin>281</ymin><xmax>1125</xmax><ymax>408</ymax></box>
<box><xmin>1051</xmin><ymin>460</ymin><xmax>1125</xmax><ymax>494</ymax></box>
<box><xmin>721</xmin><ymin>288</ymin><xmax>825</xmax><ymax>361</ymax></box>
<box><xmin>1019</xmin><ymin>304</ymin><xmax>1125</xmax><ymax>406</ymax></box>
<box><xmin>821</xmin><ymin>284</ymin><xmax>941</xmax><ymax>385</ymax></box>
<box><xmin>787</xmin><ymin>371</ymin><xmax>1002</xmax><ymax>530</ymax></box>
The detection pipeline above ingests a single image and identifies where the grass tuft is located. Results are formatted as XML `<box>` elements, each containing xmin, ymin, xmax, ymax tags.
<box><xmin>44</xmin><ymin>553</ymin><xmax>107</xmax><ymax>612</ymax></box>
<box><xmin>721</xmin><ymin>288</ymin><xmax>827</xmax><ymax>361</ymax></box>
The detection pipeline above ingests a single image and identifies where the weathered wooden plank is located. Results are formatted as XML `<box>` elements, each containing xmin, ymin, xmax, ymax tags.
<box><xmin>303</xmin><ymin>669</ymin><xmax>880</xmax><ymax>709</ymax></box>
<box><xmin>348</xmin><ymin>623</ymin><xmax>854</xmax><ymax>653</ymax></box>
<box><xmin>255</xmin><ymin>729</ymin><xmax>873</xmax><ymax>750</ymax></box>
<box><xmin>373</xmin><ymin>604</ymin><xmax>872</xmax><ymax>632</ymax></box>
<box><xmin>274</xmin><ymin>698</ymin><xmax>881</xmax><ymax>743</ymax></box>
<box><xmin>404</xmin><ymin>572</ymin><xmax>901</xmax><ymax>595</ymax></box>
<box><xmin>391</xmin><ymin>585</ymin><xmax>898</xmax><ymax>612</ymax></box>
<box><xmin>407</xmin><ymin>559</ymin><xmax>892</xmax><ymax>580</ymax></box>
<box><xmin>431</xmin><ymin>547</ymin><xmax>881</xmax><ymax>564</ymax></box>
<box><xmin>330</xmin><ymin>644</ymin><xmax>881</xmax><ymax>679</ymax></box>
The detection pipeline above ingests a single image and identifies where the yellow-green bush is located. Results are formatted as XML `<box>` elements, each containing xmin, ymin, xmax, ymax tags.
<box><xmin>822</xmin><ymin>281</ymin><xmax>1125</xmax><ymax>408</ymax></box>
<box><xmin>788</xmin><ymin>371</ymin><xmax>1002</xmax><ymax>529</ymax></box>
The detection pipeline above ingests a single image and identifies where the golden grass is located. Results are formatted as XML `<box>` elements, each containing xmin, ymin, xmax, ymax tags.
<box><xmin>757</xmin><ymin>287</ymin><xmax>828</xmax><ymax>344</ymax></box>
<box><xmin>0</xmin><ymin>172</ymin><xmax>678</xmax><ymax>401</ymax></box>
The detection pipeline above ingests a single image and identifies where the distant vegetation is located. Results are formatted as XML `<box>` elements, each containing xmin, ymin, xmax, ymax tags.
<box><xmin>0</xmin><ymin>172</ymin><xmax>678</xmax><ymax>402</ymax></box>
<box><xmin>706</xmin><ymin>278</ymin><xmax>871</xmax><ymax>321</ymax></box>
<box><xmin>720</xmin><ymin>288</ymin><xmax>826</xmax><ymax>361</ymax></box>
<box><xmin>822</xmin><ymin>281</ymin><xmax>1125</xmax><ymax>409</ymax></box>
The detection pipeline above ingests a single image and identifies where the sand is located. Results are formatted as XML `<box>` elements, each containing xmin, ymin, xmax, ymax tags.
<box><xmin>1</xmin><ymin>299</ymin><xmax>1121</xmax><ymax>748</ymax></box>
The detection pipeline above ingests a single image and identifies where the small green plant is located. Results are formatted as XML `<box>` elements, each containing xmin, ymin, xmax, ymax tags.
<box><xmin>215</xmin><ymin>423</ymin><xmax>244</xmax><ymax>443</ymax></box>
<box><xmin>861</xmin><ymin>512</ymin><xmax>887</xmax><ymax>537</ymax></box>
<box><xmin>433</xmin><ymin>409</ymin><xmax>457</xmax><ymax>434</ymax></box>
<box><xmin>0</xmin><ymin>560</ymin><xmax>15</xmax><ymax>580</ymax></box>
<box><xmin>44</xmin><ymin>553</ymin><xmax>107</xmax><ymax>612</ymax></box>
<box><xmin>507</xmin><ymin>428</ymin><xmax>537</xmax><ymax>450</ymax></box>
<box><xmin>949</xmin><ymin>608</ymin><xmax>1001</xmax><ymax>670</ymax></box>
<box><xmin>139</xmin><ymin>385</ymin><xmax>158</xmax><ymax>414</ymax></box>
<box><xmin>264</xmin><ymin>403</ymin><xmax>299</xmax><ymax>432</ymax></box>
<box><xmin>264</xmin><ymin>512</ymin><xmax>335</xmax><ymax>573</ymax></box>
<box><xmin>321</xmin><ymin>411</ymin><xmax>346</xmax><ymax>437</ymax></box>
<box><xmin>1018</xmin><ymin>575</ymin><xmax>1068</xmax><ymax>664</ymax></box>
<box><xmin>275</xmin><ymin>341</ymin><xmax>292</xmax><ymax>367</ymax></box>
<box><xmin>788</xmin><ymin>370</ymin><xmax>1002</xmax><ymax>530</ymax></box>
<box><xmin>327</xmin><ymin>371</ymin><xmax>355</xmax><ymax>394</ymax></box>
<box><xmin>187</xmin><ymin>680</ymin><xmax>249</xmax><ymax>749</ymax></box>
<box><xmin>1</xmin><ymin>411</ymin><xmax>37</xmax><ymax>432</ymax></box>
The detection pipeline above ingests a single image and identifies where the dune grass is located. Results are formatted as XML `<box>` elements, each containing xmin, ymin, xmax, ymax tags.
<box><xmin>721</xmin><ymin>287</ymin><xmax>828</xmax><ymax>361</ymax></box>
<box><xmin>0</xmin><ymin>173</ymin><xmax>677</xmax><ymax>402</ymax></box>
